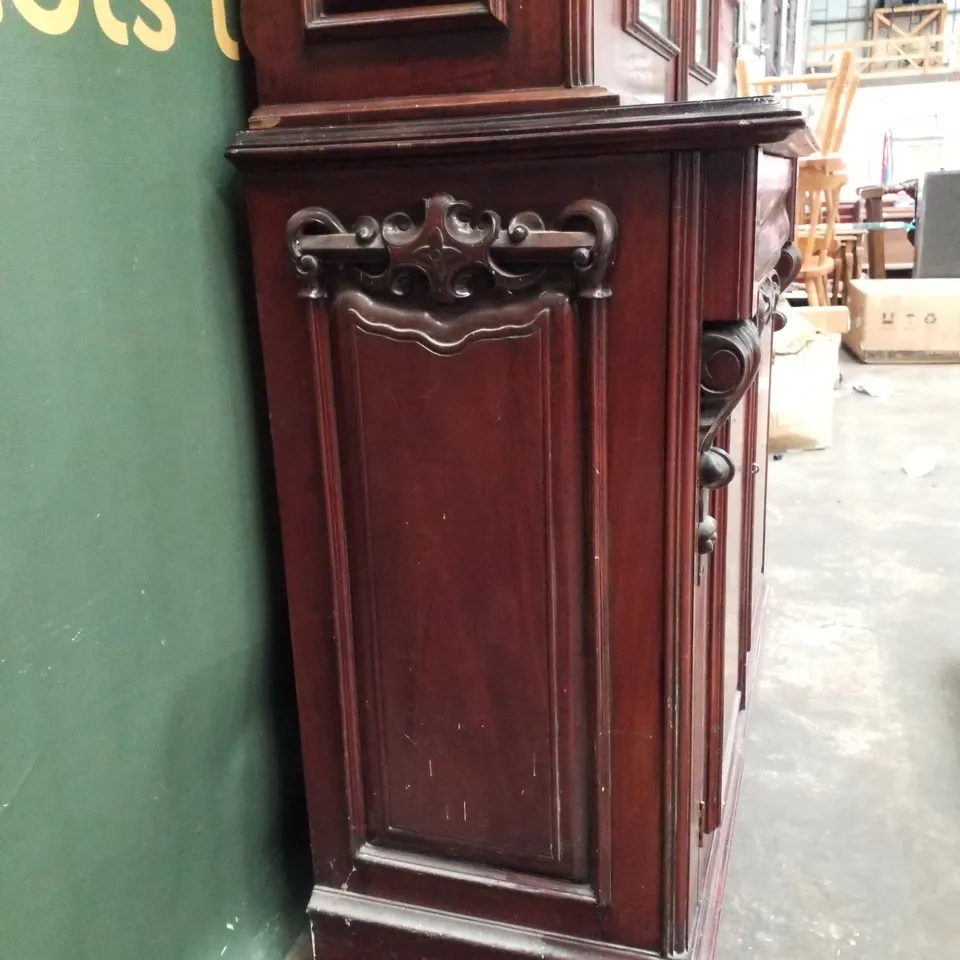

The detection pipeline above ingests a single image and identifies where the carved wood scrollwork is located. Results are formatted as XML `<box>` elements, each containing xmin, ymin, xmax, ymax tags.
<box><xmin>696</xmin><ymin>321</ymin><xmax>762</xmax><ymax>556</ymax></box>
<box><xmin>286</xmin><ymin>194</ymin><xmax>617</xmax><ymax>306</ymax></box>
<box><xmin>756</xmin><ymin>241</ymin><xmax>802</xmax><ymax>335</ymax></box>
<box><xmin>696</xmin><ymin>241</ymin><xmax>800</xmax><ymax>556</ymax></box>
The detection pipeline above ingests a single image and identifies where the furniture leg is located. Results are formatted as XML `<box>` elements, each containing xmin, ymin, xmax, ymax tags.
<box><xmin>863</xmin><ymin>193</ymin><xmax>886</xmax><ymax>278</ymax></box>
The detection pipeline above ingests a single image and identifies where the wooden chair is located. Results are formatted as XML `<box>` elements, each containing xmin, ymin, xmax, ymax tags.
<box><xmin>795</xmin><ymin>166</ymin><xmax>849</xmax><ymax>305</ymax></box>
<box><xmin>736</xmin><ymin>50</ymin><xmax>859</xmax><ymax>156</ymax></box>
<box><xmin>737</xmin><ymin>51</ymin><xmax>860</xmax><ymax>305</ymax></box>
<box><xmin>812</xmin><ymin>51</ymin><xmax>859</xmax><ymax>156</ymax></box>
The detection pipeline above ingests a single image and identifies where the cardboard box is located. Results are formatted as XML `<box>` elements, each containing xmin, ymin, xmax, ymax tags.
<box><xmin>845</xmin><ymin>279</ymin><xmax>960</xmax><ymax>363</ymax></box>
<box><xmin>770</xmin><ymin>320</ymin><xmax>842</xmax><ymax>454</ymax></box>
<box><xmin>792</xmin><ymin>305</ymin><xmax>850</xmax><ymax>333</ymax></box>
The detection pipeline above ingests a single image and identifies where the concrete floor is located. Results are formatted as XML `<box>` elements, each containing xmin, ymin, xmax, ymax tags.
<box><xmin>716</xmin><ymin>354</ymin><xmax>960</xmax><ymax>960</ymax></box>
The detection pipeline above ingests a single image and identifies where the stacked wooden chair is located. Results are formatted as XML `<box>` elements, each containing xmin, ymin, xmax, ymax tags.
<box><xmin>737</xmin><ymin>51</ymin><xmax>860</xmax><ymax>306</ymax></box>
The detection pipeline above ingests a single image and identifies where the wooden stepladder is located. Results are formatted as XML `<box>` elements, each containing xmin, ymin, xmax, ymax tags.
<box><xmin>871</xmin><ymin>3</ymin><xmax>949</xmax><ymax>70</ymax></box>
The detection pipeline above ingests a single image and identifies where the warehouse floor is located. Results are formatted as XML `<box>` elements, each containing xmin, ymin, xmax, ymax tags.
<box><xmin>716</xmin><ymin>355</ymin><xmax>960</xmax><ymax>960</ymax></box>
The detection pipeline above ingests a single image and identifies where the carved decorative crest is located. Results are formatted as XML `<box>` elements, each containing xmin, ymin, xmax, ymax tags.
<box><xmin>286</xmin><ymin>194</ymin><xmax>617</xmax><ymax>305</ymax></box>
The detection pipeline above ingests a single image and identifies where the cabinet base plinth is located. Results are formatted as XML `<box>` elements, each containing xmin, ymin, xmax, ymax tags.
<box><xmin>307</xmin><ymin>888</ymin><xmax>661</xmax><ymax>960</ymax></box>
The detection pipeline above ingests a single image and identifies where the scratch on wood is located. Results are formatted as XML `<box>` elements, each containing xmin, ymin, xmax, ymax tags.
<box><xmin>340</xmin><ymin>866</ymin><xmax>357</xmax><ymax>891</ymax></box>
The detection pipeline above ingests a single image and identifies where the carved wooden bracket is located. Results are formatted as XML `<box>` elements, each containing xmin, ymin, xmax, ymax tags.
<box><xmin>696</xmin><ymin>319</ymin><xmax>762</xmax><ymax>556</ymax></box>
<box><xmin>286</xmin><ymin>194</ymin><xmax>617</xmax><ymax>305</ymax></box>
<box><xmin>699</xmin><ymin>320</ymin><xmax>762</xmax><ymax>456</ymax></box>
<box><xmin>696</xmin><ymin>240</ymin><xmax>799</xmax><ymax>556</ymax></box>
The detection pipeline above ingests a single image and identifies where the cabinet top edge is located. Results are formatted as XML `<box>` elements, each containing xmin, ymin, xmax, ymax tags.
<box><xmin>227</xmin><ymin>97</ymin><xmax>815</xmax><ymax>169</ymax></box>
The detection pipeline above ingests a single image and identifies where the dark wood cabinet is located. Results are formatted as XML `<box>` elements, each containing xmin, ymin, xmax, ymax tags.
<box><xmin>230</xmin><ymin>5</ymin><xmax>812</xmax><ymax>959</ymax></box>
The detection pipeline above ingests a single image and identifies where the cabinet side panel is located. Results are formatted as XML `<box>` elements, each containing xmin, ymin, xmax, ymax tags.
<box><xmin>245</xmin><ymin>152</ymin><xmax>674</xmax><ymax>946</ymax></box>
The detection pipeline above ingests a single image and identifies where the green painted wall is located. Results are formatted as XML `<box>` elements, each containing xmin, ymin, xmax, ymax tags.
<box><xmin>0</xmin><ymin>3</ymin><xmax>310</xmax><ymax>958</ymax></box>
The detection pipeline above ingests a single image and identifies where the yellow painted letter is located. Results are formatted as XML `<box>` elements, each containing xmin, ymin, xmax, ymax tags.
<box><xmin>11</xmin><ymin>0</ymin><xmax>79</xmax><ymax>34</ymax></box>
<box><xmin>133</xmin><ymin>0</ymin><xmax>175</xmax><ymax>51</ymax></box>
<box><xmin>93</xmin><ymin>0</ymin><xmax>129</xmax><ymax>44</ymax></box>
<box><xmin>212</xmin><ymin>0</ymin><xmax>240</xmax><ymax>61</ymax></box>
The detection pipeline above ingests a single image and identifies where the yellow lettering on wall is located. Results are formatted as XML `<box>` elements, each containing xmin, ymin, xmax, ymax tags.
<box><xmin>93</xmin><ymin>0</ymin><xmax>129</xmax><ymax>44</ymax></box>
<box><xmin>11</xmin><ymin>0</ymin><xmax>79</xmax><ymax>35</ymax></box>
<box><xmin>133</xmin><ymin>0</ymin><xmax>175</xmax><ymax>52</ymax></box>
<box><xmin>211</xmin><ymin>0</ymin><xmax>239</xmax><ymax>61</ymax></box>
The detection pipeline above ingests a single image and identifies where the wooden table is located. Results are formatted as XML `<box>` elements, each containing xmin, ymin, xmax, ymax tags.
<box><xmin>838</xmin><ymin>221</ymin><xmax>918</xmax><ymax>300</ymax></box>
<box><xmin>800</xmin><ymin>222</ymin><xmax>903</xmax><ymax>305</ymax></box>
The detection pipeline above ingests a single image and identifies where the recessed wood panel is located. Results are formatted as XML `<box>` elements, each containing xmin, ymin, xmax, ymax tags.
<box><xmin>326</xmin><ymin>289</ymin><xmax>590</xmax><ymax>880</ymax></box>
